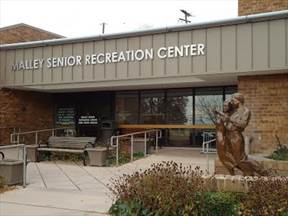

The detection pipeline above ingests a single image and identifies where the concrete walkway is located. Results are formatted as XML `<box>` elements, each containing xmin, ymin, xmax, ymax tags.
<box><xmin>0</xmin><ymin>148</ymin><xmax>216</xmax><ymax>216</ymax></box>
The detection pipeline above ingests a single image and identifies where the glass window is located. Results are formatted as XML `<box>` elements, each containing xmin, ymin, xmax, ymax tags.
<box><xmin>140</xmin><ymin>90</ymin><xmax>165</xmax><ymax>124</ymax></box>
<box><xmin>225</xmin><ymin>86</ymin><xmax>237</xmax><ymax>100</ymax></box>
<box><xmin>195</xmin><ymin>88</ymin><xmax>223</xmax><ymax>125</ymax></box>
<box><xmin>115</xmin><ymin>92</ymin><xmax>139</xmax><ymax>124</ymax></box>
<box><xmin>166</xmin><ymin>89</ymin><xmax>193</xmax><ymax>124</ymax></box>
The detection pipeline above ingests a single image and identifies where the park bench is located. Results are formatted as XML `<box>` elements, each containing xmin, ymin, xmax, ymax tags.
<box><xmin>37</xmin><ymin>136</ymin><xmax>96</xmax><ymax>165</ymax></box>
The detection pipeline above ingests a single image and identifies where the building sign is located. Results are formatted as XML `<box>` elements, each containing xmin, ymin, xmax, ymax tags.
<box><xmin>78</xmin><ymin>115</ymin><xmax>99</xmax><ymax>125</ymax></box>
<box><xmin>11</xmin><ymin>43</ymin><xmax>205</xmax><ymax>71</ymax></box>
<box><xmin>56</xmin><ymin>107</ymin><xmax>75</xmax><ymax>125</ymax></box>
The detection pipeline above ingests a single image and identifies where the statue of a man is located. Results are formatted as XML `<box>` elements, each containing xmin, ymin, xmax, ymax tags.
<box><xmin>215</xmin><ymin>93</ymin><xmax>267</xmax><ymax>176</ymax></box>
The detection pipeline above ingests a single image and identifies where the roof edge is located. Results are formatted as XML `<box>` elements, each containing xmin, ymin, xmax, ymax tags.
<box><xmin>0</xmin><ymin>23</ymin><xmax>64</xmax><ymax>38</ymax></box>
<box><xmin>1</xmin><ymin>10</ymin><xmax>288</xmax><ymax>50</ymax></box>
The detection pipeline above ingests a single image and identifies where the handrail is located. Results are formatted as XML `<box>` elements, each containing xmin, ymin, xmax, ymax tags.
<box><xmin>10</xmin><ymin>127</ymin><xmax>74</xmax><ymax>145</ymax></box>
<box><xmin>110</xmin><ymin>129</ymin><xmax>162</xmax><ymax>166</ymax></box>
<box><xmin>202</xmin><ymin>138</ymin><xmax>216</xmax><ymax>153</ymax></box>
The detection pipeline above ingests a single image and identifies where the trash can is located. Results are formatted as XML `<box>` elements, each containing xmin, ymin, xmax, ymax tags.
<box><xmin>100</xmin><ymin>120</ymin><xmax>117</xmax><ymax>144</ymax></box>
<box><xmin>0</xmin><ymin>159</ymin><xmax>23</xmax><ymax>185</ymax></box>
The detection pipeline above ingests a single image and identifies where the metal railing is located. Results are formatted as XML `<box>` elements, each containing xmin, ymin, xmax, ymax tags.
<box><xmin>201</xmin><ymin>131</ymin><xmax>217</xmax><ymax>154</ymax></box>
<box><xmin>110</xmin><ymin>129</ymin><xmax>162</xmax><ymax>166</ymax></box>
<box><xmin>10</xmin><ymin>127</ymin><xmax>74</xmax><ymax>146</ymax></box>
<box><xmin>0</xmin><ymin>144</ymin><xmax>27</xmax><ymax>187</ymax></box>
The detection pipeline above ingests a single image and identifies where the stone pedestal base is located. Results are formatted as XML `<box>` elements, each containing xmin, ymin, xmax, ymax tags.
<box><xmin>0</xmin><ymin>160</ymin><xmax>23</xmax><ymax>185</ymax></box>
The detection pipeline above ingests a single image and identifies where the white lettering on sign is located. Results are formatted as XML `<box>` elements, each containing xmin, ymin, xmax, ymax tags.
<box><xmin>11</xmin><ymin>43</ymin><xmax>205</xmax><ymax>71</ymax></box>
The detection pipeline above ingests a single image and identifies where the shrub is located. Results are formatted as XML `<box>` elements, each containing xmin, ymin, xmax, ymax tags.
<box><xmin>203</xmin><ymin>192</ymin><xmax>244</xmax><ymax>216</ymax></box>
<box><xmin>268</xmin><ymin>144</ymin><xmax>288</xmax><ymax>161</ymax></box>
<box><xmin>109</xmin><ymin>161</ymin><xmax>205</xmax><ymax>216</ymax></box>
<box><xmin>240</xmin><ymin>176</ymin><xmax>288</xmax><ymax>216</ymax></box>
<box><xmin>109</xmin><ymin>199</ymin><xmax>152</xmax><ymax>216</ymax></box>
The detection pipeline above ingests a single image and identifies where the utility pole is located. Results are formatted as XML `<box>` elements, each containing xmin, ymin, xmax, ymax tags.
<box><xmin>179</xmin><ymin>9</ymin><xmax>193</xmax><ymax>24</ymax></box>
<box><xmin>100</xmin><ymin>22</ymin><xmax>107</xmax><ymax>34</ymax></box>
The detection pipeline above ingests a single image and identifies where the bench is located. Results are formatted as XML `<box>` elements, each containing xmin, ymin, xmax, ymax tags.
<box><xmin>38</xmin><ymin>136</ymin><xmax>96</xmax><ymax>165</ymax></box>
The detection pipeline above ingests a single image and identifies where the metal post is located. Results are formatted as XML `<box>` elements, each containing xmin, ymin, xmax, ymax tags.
<box><xmin>17</xmin><ymin>134</ymin><xmax>20</xmax><ymax>144</ymax></box>
<box><xmin>23</xmin><ymin>145</ymin><xmax>27</xmax><ymax>188</ymax></box>
<box><xmin>155</xmin><ymin>131</ymin><xmax>158</xmax><ymax>153</ymax></box>
<box><xmin>144</xmin><ymin>132</ymin><xmax>147</xmax><ymax>157</ymax></box>
<box><xmin>131</xmin><ymin>135</ymin><xmax>134</xmax><ymax>162</ymax></box>
<box><xmin>116</xmin><ymin>138</ymin><xmax>119</xmax><ymax>166</ymax></box>
<box><xmin>35</xmin><ymin>132</ymin><xmax>38</xmax><ymax>145</ymax></box>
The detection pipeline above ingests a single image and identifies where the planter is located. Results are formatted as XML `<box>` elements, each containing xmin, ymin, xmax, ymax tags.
<box><xmin>0</xmin><ymin>159</ymin><xmax>23</xmax><ymax>185</ymax></box>
<box><xmin>26</xmin><ymin>145</ymin><xmax>38</xmax><ymax>162</ymax></box>
<box><xmin>86</xmin><ymin>147</ymin><xmax>107</xmax><ymax>166</ymax></box>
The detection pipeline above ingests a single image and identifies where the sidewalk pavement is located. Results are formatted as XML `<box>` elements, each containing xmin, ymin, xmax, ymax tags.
<box><xmin>0</xmin><ymin>148</ymin><xmax>216</xmax><ymax>216</ymax></box>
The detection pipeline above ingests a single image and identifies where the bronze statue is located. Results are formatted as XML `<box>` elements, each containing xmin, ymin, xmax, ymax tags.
<box><xmin>215</xmin><ymin>93</ymin><xmax>268</xmax><ymax>176</ymax></box>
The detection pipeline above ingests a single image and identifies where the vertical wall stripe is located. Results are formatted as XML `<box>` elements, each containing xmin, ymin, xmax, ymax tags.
<box><xmin>163</xmin><ymin>33</ymin><xmax>167</xmax><ymax>75</ymax></box>
<box><xmin>104</xmin><ymin>40</ymin><xmax>106</xmax><ymax>79</ymax></box>
<box><xmin>138</xmin><ymin>37</ymin><xmax>141</xmax><ymax>77</ymax></box>
<box><xmin>177</xmin><ymin>32</ymin><xmax>180</xmax><ymax>74</ymax></box>
<box><xmin>251</xmin><ymin>23</ymin><xmax>254</xmax><ymax>70</ymax></box>
<box><xmin>235</xmin><ymin>25</ymin><xmax>238</xmax><ymax>71</ymax></box>
<box><xmin>267</xmin><ymin>21</ymin><xmax>270</xmax><ymax>68</ymax></box>
<box><xmin>22</xmin><ymin>49</ymin><xmax>25</xmax><ymax>83</ymax></box>
<box><xmin>82</xmin><ymin>43</ymin><xmax>84</xmax><ymax>80</ymax></box>
<box><xmin>51</xmin><ymin>46</ymin><xmax>54</xmax><ymax>82</ymax></box>
<box><xmin>127</xmin><ymin>38</ymin><xmax>129</xmax><ymax>78</ymax></box>
<box><xmin>13</xmin><ymin>50</ymin><xmax>16</xmax><ymax>85</ymax></box>
<box><xmin>112</xmin><ymin>39</ymin><xmax>118</xmax><ymax>79</ymax></box>
<box><xmin>41</xmin><ymin>47</ymin><xmax>44</xmax><ymax>83</ymax></box>
<box><xmin>191</xmin><ymin>31</ymin><xmax>194</xmax><ymax>74</ymax></box>
<box><xmin>220</xmin><ymin>27</ymin><xmax>222</xmax><ymax>71</ymax></box>
<box><xmin>285</xmin><ymin>19</ymin><xmax>288</xmax><ymax>66</ymax></box>
<box><xmin>92</xmin><ymin>41</ymin><xmax>96</xmax><ymax>80</ymax></box>
<box><xmin>60</xmin><ymin>45</ymin><xmax>63</xmax><ymax>81</ymax></box>
<box><xmin>151</xmin><ymin>35</ymin><xmax>154</xmax><ymax>76</ymax></box>
<box><xmin>205</xmin><ymin>28</ymin><xmax>207</xmax><ymax>72</ymax></box>
<box><xmin>71</xmin><ymin>44</ymin><xmax>74</xmax><ymax>81</ymax></box>
<box><xmin>31</xmin><ymin>48</ymin><xmax>34</xmax><ymax>83</ymax></box>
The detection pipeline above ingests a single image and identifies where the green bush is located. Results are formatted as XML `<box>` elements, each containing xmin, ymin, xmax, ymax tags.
<box><xmin>240</xmin><ymin>176</ymin><xmax>288</xmax><ymax>216</ymax></box>
<box><xmin>268</xmin><ymin>144</ymin><xmax>288</xmax><ymax>161</ymax></box>
<box><xmin>109</xmin><ymin>199</ymin><xmax>152</xmax><ymax>216</ymax></box>
<box><xmin>203</xmin><ymin>192</ymin><xmax>243</xmax><ymax>216</ymax></box>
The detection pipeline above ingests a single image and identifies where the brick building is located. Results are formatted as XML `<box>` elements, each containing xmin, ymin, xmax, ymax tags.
<box><xmin>0</xmin><ymin>1</ymin><xmax>287</xmax><ymax>154</ymax></box>
<box><xmin>0</xmin><ymin>24</ymin><xmax>63</xmax><ymax>144</ymax></box>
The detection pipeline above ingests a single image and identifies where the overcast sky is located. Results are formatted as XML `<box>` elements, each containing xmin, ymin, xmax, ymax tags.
<box><xmin>0</xmin><ymin>0</ymin><xmax>238</xmax><ymax>38</ymax></box>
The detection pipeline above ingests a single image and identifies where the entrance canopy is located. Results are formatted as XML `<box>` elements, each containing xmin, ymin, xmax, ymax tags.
<box><xmin>1</xmin><ymin>10</ymin><xmax>288</xmax><ymax>92</ymax></box>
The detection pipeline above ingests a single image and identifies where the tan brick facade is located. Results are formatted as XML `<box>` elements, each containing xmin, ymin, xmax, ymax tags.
<box><xmin>0</xmin><ymin>23</ymin><xmax>63</xmax><ymax>44</ymax></box>
<box><xmin>238</xmin><ymin>74</ymin><xmax>288</xmax><ymax>154</ymax></box>
<box><xmin>239</xmin><ymin>0</ymin><xmax>288</xmax><ymax>16</ymax></box>
<box><xmin>0</xmin><ymin>89</ymin><xmax>54</xmax><ymax>145</ymax></box>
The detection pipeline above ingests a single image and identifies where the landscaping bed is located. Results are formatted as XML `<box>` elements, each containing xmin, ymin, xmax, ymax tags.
<box><xmin>109</xmin><ymin>161</ymin><xmax>288</xmax><ymax>216</ymax></box>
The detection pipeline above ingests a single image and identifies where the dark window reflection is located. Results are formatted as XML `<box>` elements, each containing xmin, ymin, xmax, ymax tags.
<box><xmin>195</xmin><ymin>88</ymin><xmax>223</xmax><ymax>125</ymax></box>
<box><xmin>115</xmin><ymin>92</ymin><xmax>138</xmax><ymax>124</ymax></box>
<box><xmin>140</xmin><ymin>91</ymin><xmax>165</xmax><ymax>123</ymax></box>
<box><xmin>166</xmin><ymin>89</ymin><xmax>193</xmax><ymax>124</ymax></box>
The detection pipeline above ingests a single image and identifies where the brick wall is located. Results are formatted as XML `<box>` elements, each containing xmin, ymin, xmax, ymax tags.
<box><xmin>0</xmin><ymin>89</ymin><xmax>54</xmax><ymax>145</ymax></box>
<box><xmin>0</xmin><ymin>24</ymin><xmax>62</xmax><ymax>44</ymax></box>
<box><xmin>238</xmin><ymin>73</ymin><xmax>288</xmax><ymax>154</ymax></box>
<box><xmin>239</xmin><ymin>0</ymin><xmax>288</xmax><ymax>16</ymax></box>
